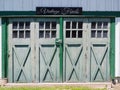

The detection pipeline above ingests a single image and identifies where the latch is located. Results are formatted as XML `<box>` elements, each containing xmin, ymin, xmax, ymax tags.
<box><xmin>55</xmin><ymin>38</ymin><xmax>62</xmax><ymax>46</ymax></box>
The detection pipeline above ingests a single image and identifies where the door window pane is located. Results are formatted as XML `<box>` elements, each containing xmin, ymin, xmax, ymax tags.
<box><xmin>25</xmin><ymin>30</ymin><xmax>30</xmax><ymax>38</ymax></box>
<box><xmin>103</xmin><ymin>31</ymin><xmax>108</xmax><ymax>38</ymax></box>
<box><xmin>103</xmin><ymin>22</ymin><xmax>108</xmax><ymax>29</ymax></box>
<box><xmin>39</xmin><ymin>21</ymin><xmax>57</xmax><ymax>39</ymax></box>
<box><xmin>72</xmin><ymin>22</ymin><xmax>77</xmax><ymax>29</ymax></box>
<box><xmin>78</xmin><ymin>31</ymin><xmax>82</xmax><ymax>38</ymax></box>
<box><xmin>25</xmin><ymin>22</ymin><xmax>30</xmax><ymax>29</ymax></box>
<box><xmin>19</xmin><ymin>22</ymin><xmax>24</xmax><ymax>29</ymax></box>
<box><xmin>45</xmin><ymin>22</ymin><xmax>50</xmax><ymax>29</ymax></box>
<box><xmin>97</xmin><ymin>30</ymin><xmax>102</xmax><ymax>38</ymax></box>
<box><xmin>12</xmin><ymin>21</ymin><xmax>32</xmax><ymax>39</ymax></box>
<box><xmin>19</xmin><ymin>31</ymin><xmax>24</xmax><ymax>38</ymax></box>
<box><xmin>51</xmin><ymin>31</ymin><xmax>56</xmax><ymax>38</ymax></box>
<box><xmin>66</xmin><ymin>22</ymin><xmax>70</xmax><ymax>29</ymax></box>
<box><xmin>52</xmin><ymin>22</ymin><xmax>56</xmax><ymax>29</ymax></box>
<box><xmin>13</xmin><ymin>31</ymin><xmax>18</xmax><ymax>38</ymax></box>
<box><xmin>91</xmin><ymin>30</ymin><xmax>96</xmax><ymax>38</ymax></box>
<box><xmin>39</xmin><ymin>31</ymin><xmax>44</xmax><ymax>38</ymax></box>
<box><xmin>78</xmin><ymin>22</ymin><xmax>83</xmax><ymax>29</ymax></box>
<box><xmin>66</xmin><ymin>31</ymin><xmax>70</xmax><ymax>38</ymax></box>
<box><xmin>45</xmin><ymin>31</ymin><xmax>50</xmax><ymax>38</ymax></box>
<box><xmin>91</xmin><ymin>22</ymin><xmax>96</xmax><ymax>29</ymax></box>
<box><xmin>13</xmin><ymin>22</ymin><xmax>18</xmax><ymax>29</ymax></box>
<box><xmin>97</xmin><ymin>22</ymin><xmax>102</xmax><ymax>29</ymax></box>
<box><xmin>39</xmin><ymin>22</ymin><xmax>44</xmax><ymax>29</ymax></box>
<box><xmin>72</xmin><ymin>31</ymin><xmax>76</xmax><ymax>38</ymax></box>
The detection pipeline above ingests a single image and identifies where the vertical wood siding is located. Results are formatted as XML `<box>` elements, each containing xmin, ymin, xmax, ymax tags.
<box><xmin>0</xmin><ymin>0</ymin><xmax>119</xmax><ymax>11</ymax></box>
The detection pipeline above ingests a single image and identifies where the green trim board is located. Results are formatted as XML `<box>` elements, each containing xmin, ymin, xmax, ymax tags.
<box><xmin>0</xmin><ymin>11</ymin><xmax>35</xmax><ymax>16</ymax></box>
<box><xmin>83</xmin><ymin>11</ymin><xmax>120</xmax><ymax>17</ymax></box>
<box><xmin>110</xmin><ymin>18</ymin><xmax>115</xmax><ymax>79</ymax></box>
<box><xmin>0</xmin><ymin>11</ymin><xmax>120</xmax><ymax>17</ymax></box>
<box><xmin>59</xmin><ymin>17</ymin><xmax>63</xmax><ymax>82</ymax></box>
<box><xmin>2</xmin><ymin>18</ymin><xmax>8</xmax><ymax>78</ymax></box>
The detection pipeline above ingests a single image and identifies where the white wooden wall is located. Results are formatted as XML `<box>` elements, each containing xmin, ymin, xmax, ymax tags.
<box><xmin>115</xmin><ymin>18</ymin><xmax>120</xmax><ymax>77</ymax></box>
<box><xmin>0</xmin><ymin>0</ymin><xmax>120</xmax><ymax>11</ymax></box>
<box><xmin>0</xmin><ymin>18</ymin><xmax>2</xmax><ymax>79</ymax></box>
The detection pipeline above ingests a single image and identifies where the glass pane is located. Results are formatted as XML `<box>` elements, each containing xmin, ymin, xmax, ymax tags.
<box><xmin>45</xmin><ymin>22</ymin><xmax>50</xmax><ymax>29</ymax></box>
<box><xmin>25</xmin><ymin>22</ymin><xmax>30</xmax><ymax>29</ymax></box>
<box><xmin>66</xmin><ymin>31</ymin><xmax>70</xmax><ymax>38</ymax></box>
<box><xmin>72</xmin><ymin>22</ymin><xmax>77</xmax><ymax>29</ymax></box>
<box><xmin>66</xmin><ymin>22</ymin><xmax>70</xmax><ymax>29</ymax></box>
<box><xmin>13</xmin><ymin>31</ymin><xmax>18</xmax><ymax>38</ymax></box>
<box><xmin>19</xmin><ymin>22</ymin><xmax>24</xmax><ymax>29</ymax></box>
<box><xmin>39</xmin><ymin>31</ymin><xmax>44</xmax><ymax>38</ymax></box>
<box><xmin>52</xmin><ymin>22</ymin><xmax>56</xmax><ymax>29</ymax></box>
<box><xmin>97</xmin><ymin>30</ymin><xmax>102</xmax><ymax>38</ymax></box>
<box><xmin>45</xmin><ymin>31</ymin><xmax>50</xmax><ymax>38</ymax></box>
<box><xmin>78</xmin><ymin>31</ymin><xmax>82</xmax><ymax>38</ymax></box>
<box><xmin>13</xmin><ymin>22</ymin><xmax>18</xmax><ymax>29</ymax></box>
<box><xmin>25</xmin><ymin>30</ymin><xmax>30</xmax><ymax>38</ymax></box>
<box><xmin>91</xmin><ymin>22</ymin><xmax>96</xmax><ymax>29</ymax></box>
<box><xmin>103</xmin><ymin>22</ymin><xmax>108</xmax><ymax>29</ymax></box>
<box><xmin>91</xmin><ymin>30</ymin><xmax>96</xmax><ymax>38</ymax></box>
<box><xmin>19</xmin><ymin>31</ymin><xmax>24</xmax><ymax>38</ymax></box>
<box><xmin>39</xmin><ymin>22</ymin><xmax>44</xmax><ymax>29</ymax></box>
<box><xmin>78</xmin><ymin>22</ymin><xmax>83</xmax><ymax>29</ymax></box>
<box><xmin>72</xmin><ymin>31</ymin><xmax>76</xmax><ymax>38</ymax></box>
<box><xmin>51</xmin><ymin>31</ymin><xmax>56</xmax><ymax>38</ymax></box>
<box><xmin>103</xmin><ymin>31</ymin><xmax>108</xmax><ymax>38</ymax></box>
<box><xmin>97</xmin><ymin>22</ymin><xmax>102</xmax><ymax>29</ymax></box>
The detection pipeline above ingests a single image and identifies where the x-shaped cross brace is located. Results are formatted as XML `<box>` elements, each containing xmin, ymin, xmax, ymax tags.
<box><xmin>40</xmin><ymin>45</ymin><xmax>57</xmax><ymax>81</ymax></box>
<box><xmin>13</xmin><ymin>45</ymin><xmax>31</xmax><ymax>82</ymax></box>
<box><xmin>65</xmin><ymin>45</ymin><xmax>83</xmax><ymax>81</ymax></box>
<box><xmin>91</xmin><ymin>45</ymin><xmax>108</xmax><ymax>81</ymax></box>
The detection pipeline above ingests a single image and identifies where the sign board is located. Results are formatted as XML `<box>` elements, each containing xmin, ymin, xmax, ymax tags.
<box><xmin>36</xmin><ymin>7</ymin><xmax>82</xmax><ymax>15</ymax></box>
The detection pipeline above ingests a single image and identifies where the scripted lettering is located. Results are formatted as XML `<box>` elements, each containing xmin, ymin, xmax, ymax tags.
<box><xmin>40</xmin><ymin>8</ymin><xmax>60</xmax><ymax>15</ymax></box>
<box><xmin>36</xmin><ymin>7</ymin><xmax>82</xmax><ymax>15</ymax></box>
<box><xmin>61</xmin><ymin>8</ymin><xmax>80</xmax><ymax>15</ymax></box>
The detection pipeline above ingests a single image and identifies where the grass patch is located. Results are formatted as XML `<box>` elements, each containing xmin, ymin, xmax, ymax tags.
<box><xmin>0</xmin><ymin>86</ymin><xmax>107</xmax><ymax>90</ymax></box>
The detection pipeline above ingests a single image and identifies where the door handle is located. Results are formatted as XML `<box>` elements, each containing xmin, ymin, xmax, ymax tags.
<box><xmin>55</xmin><ymin>38</ymin><xmax>62</xmax><ymax>46</ymax></box>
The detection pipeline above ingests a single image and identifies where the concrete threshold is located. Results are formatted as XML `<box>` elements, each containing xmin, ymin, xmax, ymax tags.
<box><xmin>5</xmin><ymin>82</ymin><xmax>112</xmax><ymax>89</ymax></box>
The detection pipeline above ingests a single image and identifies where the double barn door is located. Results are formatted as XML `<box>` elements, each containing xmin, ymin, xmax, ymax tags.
<box><xmin>8</xmin><ymin>18</ymin><xmax>110</xmax><ymax>83</ymax></box>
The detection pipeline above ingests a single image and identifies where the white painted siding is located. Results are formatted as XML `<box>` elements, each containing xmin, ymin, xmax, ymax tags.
<box><xmin>0</xmin><ymin>18</ymin><xmax>2</xmax><ymax>79</ymax></box>
<box><xmin>0</xmin><ymin>0</ymin><xmax>120</xmax><ymax>11</ymax></box>
<box><xmin>115</xmin><ymin>18</ymin><xmax>120</xmax><ymax>77</ymax></box>
<box><xmin>0</xmin><ymin>0</ymin><xmax>5</xmax><ymax>11</ymax></box>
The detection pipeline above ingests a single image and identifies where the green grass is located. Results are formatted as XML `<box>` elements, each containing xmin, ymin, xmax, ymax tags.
<box><xmin>0</xmin><ymin>86</ymin><xmax>107</xmax><ymax>90</ymax></box>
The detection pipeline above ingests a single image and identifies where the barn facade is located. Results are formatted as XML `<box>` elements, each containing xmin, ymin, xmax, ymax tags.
<box><xmin>0</xmin><ymin>0</ymin><xmax>119</xmax><ymax>83</ymax></box>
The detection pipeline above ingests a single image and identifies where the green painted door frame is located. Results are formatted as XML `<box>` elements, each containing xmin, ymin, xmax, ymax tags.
<box><xmin>2</xmin><ymin>17</ymin><xmax>8</xmax><ymax>78</ymax></box>
<box><xmin>110</xmin><ymin>18</ymin><xmax>115</xmax><ymax>79</ymax></box>
<box><xmin>1</xmin><ymin>16</ymin><xmax>115</xmax><ymax>81</ymax></box>
<box><xmin>59</xmin><ymin>17</ymin><xmax>63</xmax><ymax>82</ymax></box>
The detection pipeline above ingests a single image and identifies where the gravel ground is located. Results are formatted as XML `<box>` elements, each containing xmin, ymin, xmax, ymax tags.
<box><xmin>108</xmin><ymin>84</ymin><xmax>120</xmax><ymax>90</ymax></box>
<box><xmin>3</xmin><ymin>82</ymin><xmax>116</xmax><ymax>90</ymax></box>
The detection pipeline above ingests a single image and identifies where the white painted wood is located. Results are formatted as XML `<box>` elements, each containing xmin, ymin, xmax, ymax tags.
<box><xmin>0</xmin><ymin>0</ymin><xmax>120</xmax><ymax>11</ymax></box>
<box><xmin>115</xmin><ymin>18</ymin><xmax>120</xmax><ymax>77</ymax></box>
<box><xmin>0</xmin><ymin>18</ymin><xmax>2</xmax><ymax>79</ymax></box>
